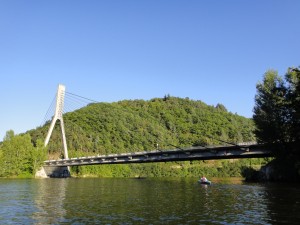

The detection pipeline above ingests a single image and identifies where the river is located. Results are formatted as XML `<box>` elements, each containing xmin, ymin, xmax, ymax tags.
<box><xmin>0</xmin><ymin>178</ymin><xmax>300</xmax><ymax>224</ymax></box>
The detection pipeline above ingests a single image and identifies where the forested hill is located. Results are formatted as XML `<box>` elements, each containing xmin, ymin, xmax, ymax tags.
<box><xmin>29</xmin><ymin>96</ymin><xmax>255</xmax><ymax>158</ymax></box>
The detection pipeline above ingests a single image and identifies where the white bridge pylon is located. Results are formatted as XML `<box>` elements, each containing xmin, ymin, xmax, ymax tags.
<box><xmin>44</xmin><ymin>84</ymin><xmax>69</xmax><ymax>159</ymax></box>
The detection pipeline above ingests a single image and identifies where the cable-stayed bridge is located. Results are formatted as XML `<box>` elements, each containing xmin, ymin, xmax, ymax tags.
<box><xmin>44</xmin><ymin>143</ymin><xmax>270</xmax><ymax>167</ymax></box>
<box><xmin>39</xmin><ymin>85</ymin><xmax>272</xmax><ymax>178</ymax></box>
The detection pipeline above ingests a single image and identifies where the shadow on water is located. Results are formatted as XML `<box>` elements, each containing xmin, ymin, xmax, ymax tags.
<box><xmin>261</xmin><ymin>183</ymin><xmax>300</xmax><ymax>224</ymax></box>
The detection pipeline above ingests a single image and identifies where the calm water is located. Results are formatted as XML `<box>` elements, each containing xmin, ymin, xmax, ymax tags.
<box><xmin>0</xmin><ymin>178</ymin><xmax>300</xmax><ymax>224</ymax></box>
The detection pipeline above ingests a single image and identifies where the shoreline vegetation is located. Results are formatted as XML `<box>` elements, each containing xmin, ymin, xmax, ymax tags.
<box><xmin>0</xmin><ymin>66</ymin><xmax>299</xmax><ymax>182</ymax></box>
<box><xmin>0</xmin><ymin>158</ymin><xmax>270</xmax><ymax>181</ymax></box>
<box><xmin>68</xmin><ymin>157</ymin><xmax>271</xmax><ymax>179</ymax></box>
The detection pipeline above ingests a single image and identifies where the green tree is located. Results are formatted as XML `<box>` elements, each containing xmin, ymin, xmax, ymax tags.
<box><xmin>253</xmin><ymin>70</ymin><xmax>289</xmax><ymax>145</ymax></box>
<box><xmin>30</xmin><ymin>139</ymin><xmax>47</xmax><ymax>174</ymax></box>
<box><xmin>0</xmin><ymin>130</ymin><xmax>47</xmax><ymax>177</ymax></box>
<box><xmin>215</xmin><ymin>103</ymin><xmax>228</xmax><ymax>112</ymax></box>
<box><xmin>4</xmin><ymin>130</ymin><xmax>15</xmax><ymax>141</ymax></box>
<box><xmin>285</xmin><ymin>67</ymin><xmax>300</xmax><ymax>166</ymax></box>
<box><xmin>286</xmin><ymin>67</ymin><xmax>300</xmax><ymax>143</ymax></box>
<box><xmin>0</xmin><ymin>148</ymin><xmax>4</xmax><ymax>176</ymax></box>
<box><xmin>0</xmin><ymin>131</ymin><xmax>33</xmax><ymax>176</ymax></box>
<box><xmin>253</xmin><ymin>67</ymin><xmax>300</xmax><ymax>180</ymax></box>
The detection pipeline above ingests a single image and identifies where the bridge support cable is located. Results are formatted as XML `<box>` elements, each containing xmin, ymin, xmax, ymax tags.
<box><xmin>66</xmin><ymin>91</ymin><xmax>99</xmax><ymax>104</ymax></box>
<box><xmin>63</xmin><ymin>94</ymin><xmax>92</xmax><ymax>114</ymax></box>
<box><xmin>204</xmin><ymin>134</ymin><xmax>253</xmax><ymax>151</ymax></box>
<box><xmin>41</xmin><ymin>94</ymin><xmax>56</xmax><ymax>126</ymax></box>
<box><xmin>205</xmin><ymin>134</ymin><xmax>238</xmax><ymax>146</ymax></box>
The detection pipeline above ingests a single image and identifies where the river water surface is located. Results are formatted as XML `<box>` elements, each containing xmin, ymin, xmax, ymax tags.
<box><xmin>1</xmin><ymin>178</ymin><xmax>300</xmax><ymax>224</ymax></box>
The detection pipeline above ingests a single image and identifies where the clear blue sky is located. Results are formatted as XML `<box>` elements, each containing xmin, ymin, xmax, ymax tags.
<box><xmin>0</xmin><ymin>0</ymin><xmax>299</xmax><ymax>140</ymax></box>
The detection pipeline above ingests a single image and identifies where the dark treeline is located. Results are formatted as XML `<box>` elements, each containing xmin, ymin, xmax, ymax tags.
<box><xmin>253</xmin><ymin>67</ymin><xmax>300</xmax><ymax>181</ymax></box>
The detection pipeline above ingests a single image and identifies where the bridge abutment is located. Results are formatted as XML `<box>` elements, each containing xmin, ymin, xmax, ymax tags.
<box><xmin>35</xmin><ymin>166</ymin><xmax>71</xmax><ymax>178</ymax></box>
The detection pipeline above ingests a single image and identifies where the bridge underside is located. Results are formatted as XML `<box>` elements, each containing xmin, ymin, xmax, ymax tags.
<box><xmin>44</xmin><ymin>144</ymin><xmax>272</xmax><ymax>168</ymax></box>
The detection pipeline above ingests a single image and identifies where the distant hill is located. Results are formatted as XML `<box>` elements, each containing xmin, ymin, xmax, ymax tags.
<box><xmin>28</xmin><ymin>96</ymin><xmax>256</xmax><ymax>159</ymax></box>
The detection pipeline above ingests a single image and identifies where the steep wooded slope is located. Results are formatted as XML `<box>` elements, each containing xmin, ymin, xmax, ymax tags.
<box><xmin>29</xmin><ymin>96</ymin><xmax>255</xmax><ymax>158</ymax></box>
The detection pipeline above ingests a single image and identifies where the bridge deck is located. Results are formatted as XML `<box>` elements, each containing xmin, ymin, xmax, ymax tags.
<box><xmin>44</xmin><ymin>144</ymin><xmax>272</xmax><ymax>167</ymax></box>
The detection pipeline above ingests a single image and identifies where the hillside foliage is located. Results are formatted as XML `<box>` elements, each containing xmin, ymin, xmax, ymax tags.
<box><xmin>27</xmin><ymin>96</ymin><xmax>262</xmax><ymax>177</ymax></box>
<box><xmin>1</xmin><ymin>96</ymin><xmax>265</xmax><ymax>178</ymax></box>
<box><xmin>31</xmin><ymin>96</ymin><xmax>256</xmax><ymax>156</ymax></box>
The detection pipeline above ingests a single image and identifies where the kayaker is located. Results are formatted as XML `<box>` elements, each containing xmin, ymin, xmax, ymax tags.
<box><xmin>201</xmin><ymin>176</ymin><xmax>208</xmax><ymax>182</ymax></box>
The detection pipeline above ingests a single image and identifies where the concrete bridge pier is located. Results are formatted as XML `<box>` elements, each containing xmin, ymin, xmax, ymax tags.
<box><xmin>35</xmin><ymin>166</ymin><xmax>71</xmax><ymax>178</ymax></box>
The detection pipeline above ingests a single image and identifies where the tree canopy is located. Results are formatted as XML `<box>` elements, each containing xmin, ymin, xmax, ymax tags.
<box><xmin>0</xmin><ymin>130</ymin><xmax>46</xmax><ymax>177</ymax></box>
<box><xmin>253</xmin><ymin>67</ymin><xmax>300</xmax><ymax>180</ymax></box>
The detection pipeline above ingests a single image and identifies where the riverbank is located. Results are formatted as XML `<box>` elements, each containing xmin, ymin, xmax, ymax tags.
<box><xmin>243</xmin><ymin>159</ymin><xmax>300</xmax><ymax>183</ymax></box>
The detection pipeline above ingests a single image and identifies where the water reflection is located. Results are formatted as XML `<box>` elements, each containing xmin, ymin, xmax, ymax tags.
<box><xmin>32</xmin><ymin>179</ymin><xmax>68</xmax><ymax>224</ymax></box>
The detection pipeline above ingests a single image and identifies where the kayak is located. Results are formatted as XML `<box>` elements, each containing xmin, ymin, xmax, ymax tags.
<box><xmin>198</xmin><ymin>180</ymin><xmax>212</xmax><ymax>185</ymax></box>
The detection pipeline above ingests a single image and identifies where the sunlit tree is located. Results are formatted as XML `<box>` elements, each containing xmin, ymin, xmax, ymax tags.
<box><xmin>0</xmin><ymin>131</ymin><xmax>47</xmax><ymax>177</ymax></box>
<box><xmin>253</xmin><ymin>70</ymin><xmax>290</xmax><ymax>144</ymax></box>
